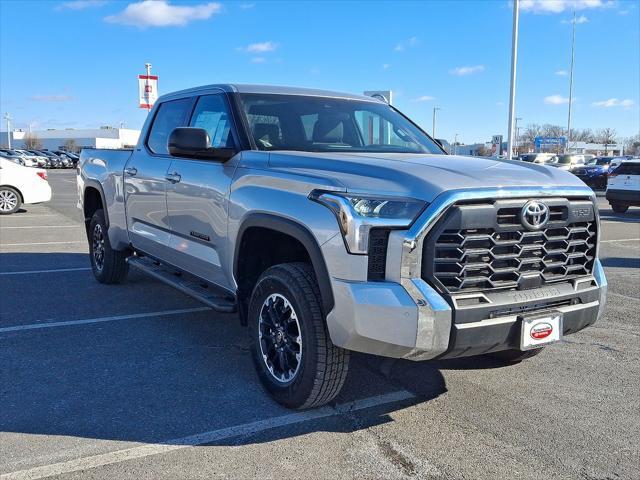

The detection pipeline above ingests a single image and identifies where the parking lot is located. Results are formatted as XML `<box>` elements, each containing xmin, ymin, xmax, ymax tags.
<box><xmin>1</xmin><ymin>169</ymin><xmax>638</xmax><ymax>480</ymax></box>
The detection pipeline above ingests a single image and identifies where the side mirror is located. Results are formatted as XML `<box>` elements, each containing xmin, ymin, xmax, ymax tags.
<box><xmin>168</xmin><ymin>127</ymin><xmax>236</xmax><ymax>161</ymax></box>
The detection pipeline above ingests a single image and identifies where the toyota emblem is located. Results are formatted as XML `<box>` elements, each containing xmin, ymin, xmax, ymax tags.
<box><xmin>520</xmin><ymin>200</ymin><xmax>549</xmax><ymax>230</ymax></box>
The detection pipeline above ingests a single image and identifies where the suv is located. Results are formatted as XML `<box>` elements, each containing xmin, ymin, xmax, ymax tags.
<box><xmin>518</xmin><ymin>153</ymin><xmax>558</xmax><ymax>165</ymax></box>
<box><xmin>554</xmin><ymin>154</ymin><xmax>587</xmax><ymax>171</ymax></box>
<box><xmin>606</xmin><ymin>160</ymin><xmax>640</xmax><ymax>213</ymax></box>
<box><xmin>78</xmin><ymin>84</ymin><xmax>607</xmax><ymax>409</ymax></box>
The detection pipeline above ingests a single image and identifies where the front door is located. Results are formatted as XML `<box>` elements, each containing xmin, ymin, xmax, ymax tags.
<box><xmin>124</xmin><ymin>97</ymin><xmax>192</xmax><ymax>258</ymax></box>
<box><xmin>164</xmin><ymin>93</ymin><xmax>239</xmax><ymax>289</ymax></box>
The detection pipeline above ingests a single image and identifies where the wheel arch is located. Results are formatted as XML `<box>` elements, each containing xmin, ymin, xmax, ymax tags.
<box><xmin>0</xmin><ymin>184</ymin><xmax>24</xmax><ymax>203</ymax></box>
<box><xmin>234</xmin><ymin>213</ymin><xmax>335</xmax><ymax>324</ymax></box>
<box><xmin>83</xmin><ymin>180</ymin><xmax>109</xmax><ymax>228</ymax></box>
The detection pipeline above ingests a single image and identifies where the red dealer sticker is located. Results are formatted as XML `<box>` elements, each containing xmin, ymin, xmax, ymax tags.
<box><xmin>530</xmin><ymin>322</ymin><xmax>553</xmax><ymax>340</ymax></box>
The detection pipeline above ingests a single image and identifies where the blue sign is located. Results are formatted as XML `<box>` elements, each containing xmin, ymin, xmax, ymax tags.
<box><xmin>534</xmin><ymin>136</ymin><xmax>567</xmax><ymax>148</ymax></box>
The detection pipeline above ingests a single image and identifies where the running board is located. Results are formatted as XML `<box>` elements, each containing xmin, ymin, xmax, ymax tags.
<box><xmin>127</xmin><ymin>256</ymin><xmax>236</xmax><ymax>313</ymax></box>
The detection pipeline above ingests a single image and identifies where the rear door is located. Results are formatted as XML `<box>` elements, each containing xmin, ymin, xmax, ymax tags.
<box><xmin>124</xmin><ymin>97</ymin><xmax>193</xmax><ymax>258</ymax></box>
<box><xmin>163</xmin><ymin>93</ymin><xmax>239</xmax><ymax>289</ymax></box>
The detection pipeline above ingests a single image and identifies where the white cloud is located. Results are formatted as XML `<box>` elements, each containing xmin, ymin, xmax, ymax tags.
<box><xmin>394</xmin><ymin>36</ymin><xmax>419</xmax><ymax>52</ymax></box>
<box><xmin>414</xmin><ymin>95</ymin><xmax>435</xmax><ymax>102</ymax></box>
<box><xmin>544</xmin><ymin>94</ymin><xmax>570</xmax><ymax>105</ymax></box>
<box><xmin>250</xmin><ymin>57</ymin><xmax>266</xmax><ymax>64</ymax></box>
<box><xmin>240</xmin><ymin>3</ymin><xmax>255</xmax><ymax>9</ymax></box>
<box><xmin>382</xmin><ymin>63</ymin><xmax>390</xmax><ymax>70</ymax></box>
<box><xmin>562</xmin><ymin>14</ymin><xmax>589</xmax><ymax>23</ymax></box>
<box><xmin>521</xmin><ymin>0</ymin><xmax>611</xmax><ymax>14</ymax></box>
<box><xmin>555</xmin><ymin>69</ymin><xmax>569</xmax><ymax>76</ymax></box>
<box><xmin>592</xmin><ymin>98</ymin><xmax>634</xmax><ymax>108</ymax></box>
<box><xmin>105</xmin><ymin>1</ymin><xmax>221</xmax><ymax>27</ymax></box>
<box><xmin>239</xmin><ymin>41</ymin><xmax>278</xmax><ymax>53</ymax></box>
<box><xmin>496</xmin><ymin>101</ymin><xmax>505</xmax><ymax>106</ymax></box>
<box><xmin>449</xmin><ymin>65</ymin><xmax>485</xmax><ymax>76</ymax></box>
<box><xmin>29</xmin><ymin>94</ymin><xmax>74</xmax><ymax>102</ymax></box>
<box><xmin>57</xmin><ymin>0</ymin><xmax>107</xmax><ymax>10</ymax></box>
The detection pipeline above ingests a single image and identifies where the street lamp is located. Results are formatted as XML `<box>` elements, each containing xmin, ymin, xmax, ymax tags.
<box><xmin>515</xmin><ymin>117</ymin><xmax>522</xmax><ymax>156</ymax></box>
<box><xmin>566</xmin><ymin>10</ymin><xmax>576</xmax><ymax>153</ymax></box>
<box><xmin>432</xmin><ymin>107</ymin><xmax>441</xmax><ymax>138</ymax></box>
<box><xmin>3</xmin><ymin>112</ymin><xmax>11</xmax><ymax>149</ymax></box>
<box><xmin>506</xmin><ymin>0</ymin><xmax>520</xmax><ymax>160</ymax></box>
<box><xmin>453</xmin><ymin>133</ymin><xmax>459</xmax><ymax>155</ymax></box>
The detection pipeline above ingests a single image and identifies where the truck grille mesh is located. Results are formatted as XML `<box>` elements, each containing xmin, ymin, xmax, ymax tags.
<box><xmin>422</xmin><ymin>199</ymin><xmax>597</xmax><ymax>293</ymax></box>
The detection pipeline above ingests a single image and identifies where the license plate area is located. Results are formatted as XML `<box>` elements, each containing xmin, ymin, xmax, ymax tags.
<box><xmin>520</xmin><ymin>312</ymin><xmax>563</xmax><ymax>350</ymax></box>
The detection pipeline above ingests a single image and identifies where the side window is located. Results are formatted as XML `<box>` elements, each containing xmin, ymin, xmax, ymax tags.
<box><xmin>147</xmin><ymin>98</ymin><xmax>192</xmax><ymax>154</ymax></box>
<box><xmin>354</xmin><ymin>110</ymin><xmax>415</xmax><ymax>148</ymax></box>
<box><xmin>189</xmin><ymin>94</ymin><xmax>235</xmax><ymax>148</ymax></box>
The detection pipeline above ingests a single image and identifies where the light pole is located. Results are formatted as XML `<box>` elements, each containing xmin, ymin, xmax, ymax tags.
<box><xmin>515</xmin><ymin>117</ymin><xmax>522</xmax><ymax>156</ymax></box>
<box><xmin>432</xmin><ymin>107</ymin><xmax>441</xmax><ymax>138</ymax></box>
<box><xmin>566</xmin><ymin>10</ymin><xmax>576</xmax><ymax>153</ymax></box>
<box><xmin>453</xmin><ymin>133</ymin><xmax>459</xmax><ymax>155</ymax></box>
<box><xmin>3</xmin><ymin>112</ymin><xmax>11</xmax><ymax>149</ymax></box>
<box><xmin>506</xmin><ymin>0</ymin><xmax>520</xmax><ymax>160</ymax></box>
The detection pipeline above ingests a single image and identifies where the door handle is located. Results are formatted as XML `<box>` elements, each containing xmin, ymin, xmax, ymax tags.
<box><xmin>124</xmin><ymin>167</ymin><xmax>138</xmax><ymax>176</ymax></box>
<box><xmin>165</xmin><ymin>172</ymin><xmax>181</xmax><ymax>183</ymax></box>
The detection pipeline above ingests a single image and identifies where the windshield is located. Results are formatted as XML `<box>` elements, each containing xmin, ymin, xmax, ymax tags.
<box><xmin>239</xmin><ymin>93</ymin><xmax>443</xmax><ymax>154</ymax></box>
<box><xmin>588</xmin><ymin>157</ymin><xmax>611</xmax><ymax>166</ymax></box>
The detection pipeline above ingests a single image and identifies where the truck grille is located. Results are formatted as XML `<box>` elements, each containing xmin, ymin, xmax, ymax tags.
<box><xmin>422</xmin><ymin>198</ymin><xmax>597</xmax><ymax>294</ymax></box>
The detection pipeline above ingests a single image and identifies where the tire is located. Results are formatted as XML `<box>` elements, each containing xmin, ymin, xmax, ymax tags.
<box><xmin>0</xmin><ymin>186</ymin><xmax>22</xmax><ymax>215</ymax></box>
<box><xmin>249</xmin><ymin>262</ymin><xmax>350</xmax><ymax>409</ymax></box>
<box><xmin>88</xmin><ymin>209</ymin><xmax>129</xmax><ymax>284</ymax></box>
<box><xmin>611</xmin><ymin>203</ymin><xmax>629</xmax><ymax>214</ymax></box>
<box><xmin>488</xmin><ymin>347</ymin><xmax>543</xmax><ymax>363</ymax></box>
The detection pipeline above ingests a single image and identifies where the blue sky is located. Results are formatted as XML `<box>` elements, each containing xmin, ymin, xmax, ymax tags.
<box><xmin>1</xmin><ymin>0</ymin><xmax>638</xmax><ymax>144</ymax></box>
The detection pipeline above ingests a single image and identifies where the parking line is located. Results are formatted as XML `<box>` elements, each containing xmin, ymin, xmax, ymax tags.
<box><xmin>0</xmin><ymin>267</ymin><xmax>90</xmax><ymax>276</ymax></box>
<box><xmin>0</xmin><ymin>390</ymin><xmax>414</xmax><ymax>480</ymax></box>
<box><xmin>0</xmin><ymin>307</ymin><xmax>211</xmax><ymax>334</ymax></box>
<box><xmin>1</xmin><ymin>225</ymin><xmax>80</xmax><ymax>229</ymax></box>
<box><xmin>0</xmin><ymin>241</ymin><xmax>86</xmax><ymax>247</ymax></box>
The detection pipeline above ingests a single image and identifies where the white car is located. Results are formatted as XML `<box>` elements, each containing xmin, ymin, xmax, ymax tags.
<box><xmin>0</xmin><ymin>158</ymin><xmax>52</xmax><ymax>214</ymax></box>
<box><xmin>606</xmin><ymin>160</ymin><xmax>640</xmax><ymax>213</ymax></box>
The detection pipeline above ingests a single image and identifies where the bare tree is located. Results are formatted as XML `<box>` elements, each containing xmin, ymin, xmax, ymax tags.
<box><xmin>622</xmin><ymin>134</ymin><xmax>640</xmax><ymax>155</ymax></box>
<box><xmin>63</xmin><ymin>138</ymin><xmax>78</xmax><ymax>153</ymax></box>
<box><xmin>595</xmin><ymin>128</ymin><xmax>617</xmax><ymax>154</ymax></box>
<box><xmin>521</xmin><ymin>123</ymin><xmax>542</xmax><ymax>143</ymax></box>
<box><xmin>570</xmin><ymin>128</ymin><xmax>594</xmax><ymax>142</ymax></box>
<box><xmin>541</xmin><ymin>124</ymin><xmax>565</xmax><ymax>138</ymax></box>
<box><xmin>23</xmin><ymin>133</ymin><xmax>43</xmax><ymax>150</ymax></box>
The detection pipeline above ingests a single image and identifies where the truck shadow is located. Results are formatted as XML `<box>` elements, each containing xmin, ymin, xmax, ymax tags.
<box><xmin>0</xmin><ymin>252</ymin><xmax>514</xmax><ymax>450</ymax></box>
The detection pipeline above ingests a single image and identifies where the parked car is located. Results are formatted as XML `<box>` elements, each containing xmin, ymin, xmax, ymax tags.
<box><xmin>518</xmin><ymin>153</ymin><xmax>558</xmax><ymax>165</ymax></box>
<box><xmin>78</xmin><ymin>84</ymin><xmax>606</xmax><ymax>409</ymax></box>
<box><xmin>0</xmin><ymin>157</ymin><xmax>52</xmax><ymax>214</ymax></box>
<box><xmin>14</xmin><ymin>149</ymin><xmax>48</xmax><ymax>168</ymax></box>
<box><xmin>32</xmin><ymin>150</ymin><xmax>63</xmax><ymax>168</ymax></box>
<box><xmin>606</xmin><ymin>160</ymin><xmax>640</xmax><ymax>213</ymax></box>
<box><xmin>572</xmin><ymin>156</ymin><xmax>613</xmax><ymax>189</ymax></box>
<box><xmin>553</xmin><ymin>154</ymin><xmax>588</xmax><ymax>171</ymax></box>
<box><xmin>54</xmin><ymin>150</ymin><xmax>79</xmax><ymax>167</ymax></box>
<box><xmin>608</xmin><ymin>156</ymin><xmax>633</xmax><ymax>172</ymax></box>
<box><xmin>0</xmin><ymin>149</ymin><xmax>27</xmax><ymax>166</ymax></box>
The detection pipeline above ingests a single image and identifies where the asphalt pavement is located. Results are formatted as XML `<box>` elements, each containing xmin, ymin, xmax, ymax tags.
<box><xmin>1</xmin><ymin>169</ymin><xmax>639</xmax><ymax>480</ymax></box>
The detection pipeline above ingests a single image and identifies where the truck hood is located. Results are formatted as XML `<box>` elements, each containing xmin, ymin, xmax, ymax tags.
<box><xmin>268</xmin><ymin>152</ymin><xmax>587</xmax><ymax>202</ymax></box>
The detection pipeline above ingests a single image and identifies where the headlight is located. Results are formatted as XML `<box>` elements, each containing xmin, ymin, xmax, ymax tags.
<box><xmin>310</xmin><ymin>191</ymin><xmax>426</xmax><ymax>254</ymax></box>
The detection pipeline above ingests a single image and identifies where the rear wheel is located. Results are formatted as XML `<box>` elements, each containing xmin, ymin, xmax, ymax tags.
<box><xmin>88</xmin><ymin>209</ymin><xmax>129</xmax><ymax>284</ymax></box>
<box><xmin>249</xmin><ymin>262</ymin><xmax>350</xmax><ymax>409</ymax></box>
<box><xmin>488</xmin><ymin>348</ymin><xmax>543</xmax><ymax>363</ymax></box>
<box><xmin>611</xmin><ymin>203</ymin><xmax>629</xmax><ymax>214</ymax></box>
<box><xmin>0</xmin><ymin>187</ymin><xmax>21</xmax><ymax>215</ymax></box>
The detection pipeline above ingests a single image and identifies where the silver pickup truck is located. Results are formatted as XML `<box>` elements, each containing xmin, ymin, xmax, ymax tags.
<box><xmin>78</xmin><ymin>84</ymin><xmax>607</xmax><ymax>409</ymax></box>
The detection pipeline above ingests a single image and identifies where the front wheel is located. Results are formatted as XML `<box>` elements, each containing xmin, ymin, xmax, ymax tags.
<box><xmin>0</xmin><ymin>186</ymin><xmax>21</xmax><ymax>215</ymax></box>
<box><xmin>249</xmin><ymin>262</ymin><xmax>350</xmax><ymax>409</ymax></box>
<box><xmin>611</xmin><ymin>203</ymin><xmax>629</xmax><ymax>214</ymax></box>
<box><xmin>88</xmin><ymin>209</ymin><xmax>129</xmax><ymax>284</ymax></box>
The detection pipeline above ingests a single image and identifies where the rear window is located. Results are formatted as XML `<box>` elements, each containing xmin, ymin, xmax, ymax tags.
<box><xmin>614</xmin><ymin>163</ymin><xmax>640</xmax><ymax>175</ymax></box>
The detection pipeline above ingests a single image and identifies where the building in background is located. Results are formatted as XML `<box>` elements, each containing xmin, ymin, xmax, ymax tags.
<box><xmin>0</xmin><ymin>127</ymin><xmax>140</xmax><ymax>151</ymax></box>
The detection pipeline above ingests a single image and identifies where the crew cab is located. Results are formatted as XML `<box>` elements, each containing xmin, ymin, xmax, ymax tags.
<box><xmin>78</xmin><ymin>84</ymin><xmax>607</xmax><ymax>409</ymax></box>
<box><xmin>606</xmin><ymin>160</ymin><xmax>640</xmax><ymax>213</ymax></box>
